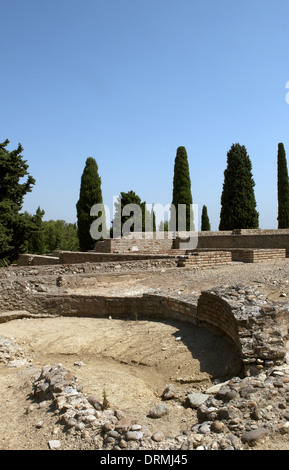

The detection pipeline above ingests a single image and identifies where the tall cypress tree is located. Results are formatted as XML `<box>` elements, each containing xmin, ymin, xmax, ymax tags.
<box><xmin>277</xmin><ymin>143</ymin><xmax>289</xmax><ymax>228</ymax></box>
<box><xmin>76</xmin><ymin>157</ymin><xmax>106</xmax><ymax>251</ymax></box>
<box><xmin>219</xmin><ymin>143</ymin><xmax>259</xmax><ymax>230</ymax></box>
<box><xmin>0</xmin><ymin>139</ymin><xmax>36</xmax><ymax>263</ymax></box>
<box><xmin>171</xmin><ymin>146</ymin><xmax>193</xmax><ymax>231</ymax></box>
<box><xmin>201</xmin><ymin>205</ymin><xmax>211</xmax><ymax>231</ymax></box>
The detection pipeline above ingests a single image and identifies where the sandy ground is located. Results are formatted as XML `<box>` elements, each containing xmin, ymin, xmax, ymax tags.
<box><xmin>0</xmin><ymin>316</ymin><xmax>241</xmax><ymax>450</ymax></box>
<box><xmin>0</xmin><ymin>259</ymin><xmax>289</xmax><ymax>451</ymax></box>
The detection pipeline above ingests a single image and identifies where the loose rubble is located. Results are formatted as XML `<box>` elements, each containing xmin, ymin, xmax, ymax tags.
<box><xmin>1</xmin><ymin>259</ymin><xmax>289</xmax><ymax>450</ymax></box>
<box><xmin>26</xmin><ymin>357</ymin><xmax>289</xmax><ymax>451</ymax></box>
<box><xmin>0</xmin><ymin>335</ymin><xmax>30</xmax><ymax>367</ymax></box>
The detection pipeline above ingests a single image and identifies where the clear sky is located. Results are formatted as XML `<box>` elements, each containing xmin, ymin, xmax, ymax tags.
<box><xmin>1</xmin><ymin>0</ymin><xmax>289</xmax><ymax>230</ymax></box>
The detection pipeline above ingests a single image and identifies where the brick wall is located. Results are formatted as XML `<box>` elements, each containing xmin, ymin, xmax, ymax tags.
<box><xmin>234</xmin><ymin>248</ymin><xmax>286</xmax><ymax>263</ymax></box>
<box><xmin>183</xmin><ymin>229</ymin><xmax>289</xmax><ymax>256</ymax></box>
<box><xmin>58</xmin><ymin>251</ymin><xmax>179</xmax><ymax>264</ymax></box>
<box><xmin>186</xmin><ymin>248</ymin><xmax>286</xmax><ymax>263</ymax></box>
<box><xmin>178</xmin><ymin>251</ymin><xmax>232</xmax><ymax>268</ymax></box>
<box><xmin>17</xmin><ymin>247</ymin><xmax>286</xmax><ymax>268</ymax></box>
<box><xmin>197</xmin><ymin>292</ymin><xmax>240</xmax><ymax>345</ymax></box>
<box><xmin>94</xmin><ymin>232</ymin><xmax>174</xmax><ymax>253</ymax></box>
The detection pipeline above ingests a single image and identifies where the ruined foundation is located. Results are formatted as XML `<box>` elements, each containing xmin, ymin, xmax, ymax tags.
<box><xmin>1</xmin><ymin>230</ymin><xmax>289</xmax><ymax>450</ymax></box>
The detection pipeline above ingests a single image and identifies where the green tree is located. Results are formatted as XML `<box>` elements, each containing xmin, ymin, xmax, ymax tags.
<box><xmin>171</xmin><ymin>146</ymin><xmax>194</xmax><ymax>231</ymax></box>
<box><xmin>76</xmin><ymin>157</ymin><xmax>107</xmax><ymax>251</ymax></box>
<box><xmin>219</xmin><ymin>143</ymin><xmax>259</xmax><ymax>230</ymax></box>
<box><xmin>112</xmin><ymin>190</ymin><xmax>149</xmax><ymax>237</ymax></box>
<box><xmin>0</xmin><ymin>139</ymin><xmax>35</xmax><ymax>263</ymax></box>
<box><xmin>24</xmin><ymin>207</ymin><xmax>45</xmax><ymax>254</ymax></box>
<box><xmin>43</xmin><ymin>220</ymin><xmax>80</xmax><ymax>252</ymax></box>
<box><xmin>277</xmin><ymin>143</ymin><xmax>289</xmax><ymax>228</ymax></box>
<box><xmin>201</xmin><ymin>205</ymin><xmax>211</xmax><ymax>231</ymax></box>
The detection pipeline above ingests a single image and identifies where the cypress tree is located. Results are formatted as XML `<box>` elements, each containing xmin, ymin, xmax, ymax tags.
<box><xmin>219</xmin><ymin>143</ymin><xmax>259</xmax><ymax>230</ymax></box>
<box><xmin>171</xmin><ymin>146</ymin><xmax>193</xmax><ymax>231</ymax></box>
<box><xmin>201</xmin><ymin>205</ymin><xmax>211</xmax><ymax>231</ymax></box>
<box><xmin>0</xmin><ymin>139</ymin><xmax>35</xmax><ymax>263</ymax></box>
<box><xmin>76</xmin><ymin>157</ymin><xmax>106</xmax><ymax>251</ymax></box>
<box><xmin>277</xmin><ymin>143</ymin><xmax>289</xmax><ymax>228</ymax></box>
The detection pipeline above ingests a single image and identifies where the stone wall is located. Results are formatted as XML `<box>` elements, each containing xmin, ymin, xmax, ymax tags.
<box><xmin>178</xmin><ymin>251</ymin><xmax>232</xmax><ymax>268</ymax></box>
<box><xmin>94</xmin><ymin>232</ymin><xmax>175</xmax><ymax>253</ymax></box>
<box><xmin>0</xmin><ymin>282</ymin><xmax>198</xmax><ymax>327</ymax></box>
<box><xmin>58</xmin><ymin>251</ymin><xmax>179</xmax><ymax>264</ymax></box>
<box><xmin>197</xmin><ymin>291</ymin><xmax>239</xmax><ymax>346</ymax></box>
<box><xmin>198</xmin><ymin>287</ymin><xmax>288</xmax><ymax>373</ymax></box>
<box><xmin>233</xmin><ymin>248</ymin><xmax>286</xmax><ymax>263</ymax></box>
<box><xmin>17</xmin><ymin>252</ymin><xmax>181</xmax><ymax>267</ymax></box>
<box><xmin>178</xmin><ymin>229</ymin><xmax>289</xmax><ymax>256</ymax></box>
<box><xmin>188</xmin><ymin>248</ymin><xmax>286</xmax><ymax>263</ymax></box>
<box><xmin>17</xmin><ymin>229</ymin><xmax>289</xmax><ymax>267</ymax></box>
<box><xmin>17</xmin><ymin>247</ymin><xmax>286</xmax><ymax>268</ymax></box>
<box><xmin>1</xmin><ymin>276</ymin><xmax>288</xmax><ymax>374</ymax></box>
<box><xmin>17</xmin><ymin>255</ymin><xmax>60</xmax><ymax>266</ymax></box>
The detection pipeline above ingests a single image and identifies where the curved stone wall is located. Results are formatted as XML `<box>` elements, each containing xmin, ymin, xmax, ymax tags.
<box><xmin>198</xmin><ymin>287</ymin><xmax>288</xmax><ymax>373</ymax></box>
<box><xmin>0</xmin><ymin>277</ymin><xmax>288</xmax><ymax>374</ymax></box>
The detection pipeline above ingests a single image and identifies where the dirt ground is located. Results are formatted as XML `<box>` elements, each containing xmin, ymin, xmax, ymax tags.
<box><xmin>0</xmin><ymin>259</ymin><xmax>289</xmax><ymax>451</ymax></box>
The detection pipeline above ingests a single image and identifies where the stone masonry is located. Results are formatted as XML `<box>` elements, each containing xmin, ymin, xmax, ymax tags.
<box><xmin>0</xmin><ymin>267</ymin><xmax>289</xmax><ymax>375</ymax></box>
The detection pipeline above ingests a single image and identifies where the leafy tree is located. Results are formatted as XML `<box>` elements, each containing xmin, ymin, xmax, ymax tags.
<box><xmin>201</xmin><ymin>205</ymin><xmax>211</xmax><ymax>231</ymax></box>
<box><xmin>24</xmin><ymin>207</ymin><xmax>45</xmax><ymax>254</ymax></box>
<box><xmin>171</xmin><ymin>146</ymin><xmax>194</xmax><ymax>231</ymax></box>
<box><xmin>22</xmin><ymin>217</ymin><xmax>79</xmax><ymax>254</ymax></box>
<box><xmin>112</xmin><ymin>190</ymin><xmax>150</xmax><ymax>237</ymax></box>
<box><xmin>277</xmin><ymin>143</ymin><xmax>289</xmax><ymax>228</ymax></box>
<box><xmin>0</xmin><ymin>139</ymin><xmax>35</xmax><ymax>263</ymax></box>
<box><xmin>219</xmin><ymin>143</ymin><xmax>259</xmax><ymax>230</ymax></box>
<box><xmin>76</xmin><ymin>157</ymin><xmax>107</xmax><ymax>251</ymax></box>
<box><xmin>43</xmin><ymin>220</ymin><xmax>79</xmax><ymax>252</ymax></box>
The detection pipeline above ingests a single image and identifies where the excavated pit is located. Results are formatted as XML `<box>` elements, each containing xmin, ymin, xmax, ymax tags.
<box><xmin>0</xmin><ymin>314</ymin><xmax>242</xmax><ymax>438</ymax></box>
<box><xmin>1</xmin><ymin>262</ymin><xmax>289</xmax><ymax>450</ymax></box>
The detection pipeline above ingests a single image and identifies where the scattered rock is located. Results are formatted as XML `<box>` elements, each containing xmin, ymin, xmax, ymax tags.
<box><xmin>211</xmin><ymin>420</ymin><xmax>225</xmax><ymax>433</ymax></box>
<box><xmin>126</xmin><ymin>431</ymin><xmax>143</xmax><ymax>441</ymax></box>
<box><xmin>148</xmin><ymin>403</ymin><xmax>169</xmax><ymax>419</ymax></box>
<box><xmin>151</xmin><ymin>431</ymin><xmax>164</xmax><ymax>442</ymax></box>
<box><xmin>48</xmin><ymin>440</ymin><xmax>61</xmax><ymax>450</ymax></box>
<box><xmin>162</xmin><ymin>384</ymin><xmax>178</xmax><ymax>400</ymax></box>
<box><xmin>73</xmin><ymin>361</ymin><xmax>86</xmax><ymax>367</ymax></box>
<box><xmin>87</xmin><ymin>396</ymin><xmax>102</xmax><ymax>411</ymax></box>
<box><xmin>36</xmin><ymin>420</ymin><xmax>44</xmax><ymax>428</ymax></box>
<box><xmin>241</xmin><ymin>427</ymin><xmax>270</xmax><ymax>445</ymax></box>
<box><xmin>187</xmin><ymin>393</ymin><xmax>209</xmax><ymax>409</ymax></box>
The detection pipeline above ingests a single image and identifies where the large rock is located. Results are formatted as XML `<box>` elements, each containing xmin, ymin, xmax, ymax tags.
<box><xmin>148</xmin><ymin>403</ymin><xmax>169</xmax><ymax>419</ymax></box>
<box><xmin>241</xmin><ymin>427</ymin><xmax>269</xmax><ymax>446</ymax></box>
<box><xmin>187</xmin><ymin>393</ymin><xmax>209</xmax><ymax>409</ymax></box>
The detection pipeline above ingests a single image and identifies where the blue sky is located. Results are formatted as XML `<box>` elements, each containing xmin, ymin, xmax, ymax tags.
<box><xmin>1</xmin><ymin>0</ymin><xmax>289</xmax><ymax>230</ymax></box>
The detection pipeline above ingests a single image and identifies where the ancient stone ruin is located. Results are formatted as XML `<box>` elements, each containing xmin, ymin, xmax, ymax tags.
<box><xmin>1</xmin><ymin>229</ymin><xmax>289</xmax><ymax>450</ymax></box>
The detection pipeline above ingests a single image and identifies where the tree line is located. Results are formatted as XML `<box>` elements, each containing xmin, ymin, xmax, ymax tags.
<box><xmin>1</xmin><ymin>137</ymin><xmax>289</xmax><ymax>263</ymax></box>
